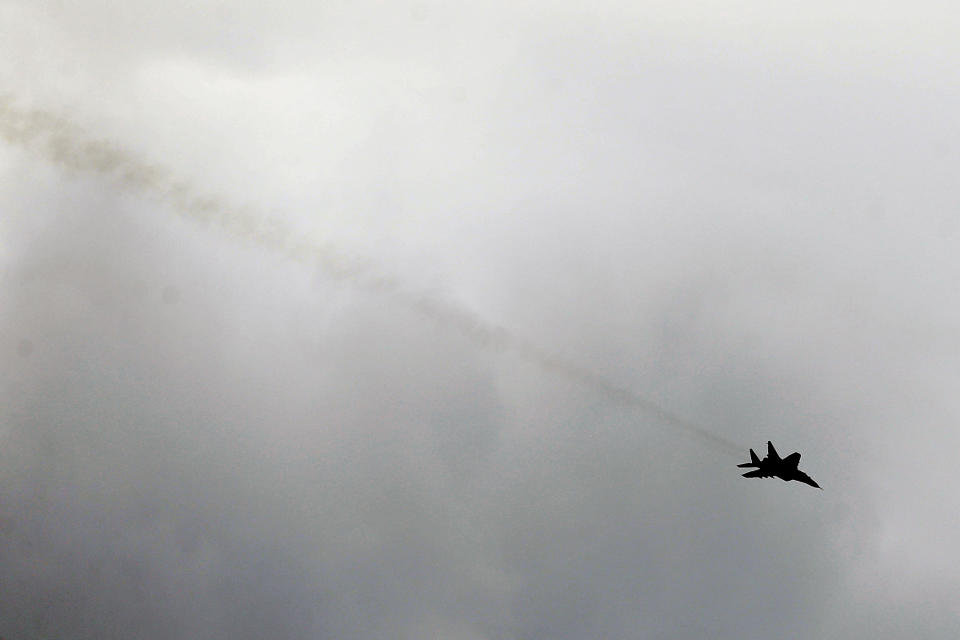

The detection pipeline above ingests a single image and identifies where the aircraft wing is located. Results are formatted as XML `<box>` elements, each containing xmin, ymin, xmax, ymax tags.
<box><xmin>794</xmin><ymin>470</ymin><xmax>821</xmax><ymax>489</ymax></box>
<box><xmin>742</xmin><ymin>469</ymin><xmax>775</xmax><ymax>479</ymax></box>
<box><xmin>783</xmin><ymin>452</ymin><xmax>801</xmax><ymax>468</ymax></box>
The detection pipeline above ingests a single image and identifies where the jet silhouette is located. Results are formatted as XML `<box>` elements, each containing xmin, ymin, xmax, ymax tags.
<box><xmin>738</xmin><ymin>441</ymin><xmax>821</xmax><ymax>489</ymax></box>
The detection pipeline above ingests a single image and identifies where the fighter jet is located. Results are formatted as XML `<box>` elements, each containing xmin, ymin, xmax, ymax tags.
<box><xmin>737</xmin><ymin>441</ymin><xmax>821</xmax><ymax>489</ymax></box>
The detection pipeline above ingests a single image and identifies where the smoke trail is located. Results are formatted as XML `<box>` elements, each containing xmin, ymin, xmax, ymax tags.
<box><xmin>0</xmin><ymin>94</ymin><xmax>745</xmax><ymax>457</ymax></box>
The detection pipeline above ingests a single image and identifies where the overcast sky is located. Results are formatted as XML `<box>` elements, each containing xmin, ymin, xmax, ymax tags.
<box><xmin>2</xmin><ymin>2</ymin><xmax>959</xmax><ymax>638</ymax></box>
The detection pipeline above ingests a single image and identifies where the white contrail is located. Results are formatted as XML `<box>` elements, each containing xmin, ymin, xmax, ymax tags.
<box><xmin>0</xmin><ymin>94</ymin><xmax>745</xmax><ymax>457</ymax></box>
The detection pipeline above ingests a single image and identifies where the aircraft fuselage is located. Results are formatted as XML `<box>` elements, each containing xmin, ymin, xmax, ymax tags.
<box><xmin>737</xmin><ymin>441</ymin><xmax>820</xmax><ymax>489</ymax></box>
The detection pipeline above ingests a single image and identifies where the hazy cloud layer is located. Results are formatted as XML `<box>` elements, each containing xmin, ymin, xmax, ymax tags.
<box><xmin>2</xmin><ymin>2</ymin><xmax>960</xmax><ymax>638</ymax></box>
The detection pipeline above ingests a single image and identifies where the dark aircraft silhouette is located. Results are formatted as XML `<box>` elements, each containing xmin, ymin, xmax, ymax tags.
<box><xmin>738</xmin><ymin>441</ymin><xmax>821</xmax><ymax>489</ymax></box>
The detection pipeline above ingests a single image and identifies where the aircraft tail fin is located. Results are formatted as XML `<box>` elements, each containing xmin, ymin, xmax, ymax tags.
<box><xmin>767</xmin><ymin>441</ymin><xmax>780</xmax><ymax>461</ymax></box>
<box><xmin>737</xmin><ymin>448</ymin><xmax>761</xmax><ymax>468</ymax></box>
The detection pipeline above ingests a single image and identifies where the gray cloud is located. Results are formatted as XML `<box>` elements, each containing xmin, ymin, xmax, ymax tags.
<box><xmin>2</xmin><ymin>2</ymin><xmax>960</xmax><ymax>639</ymax></box>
